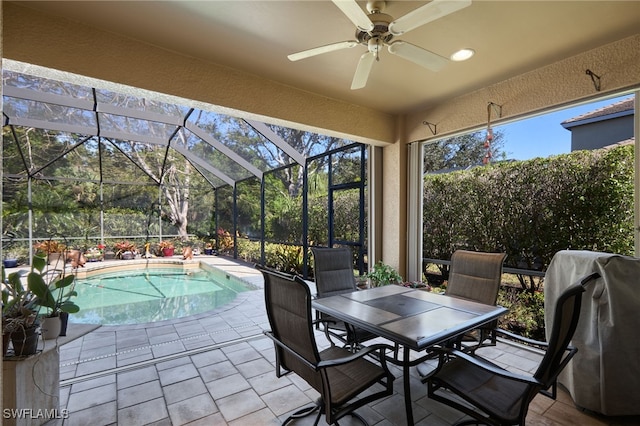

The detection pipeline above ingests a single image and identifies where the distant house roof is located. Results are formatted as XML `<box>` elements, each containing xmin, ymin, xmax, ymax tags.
<box><xmin>562</xmin><ymin>97</ymin><xmax>634</xmax><ymax>129</ymax></box>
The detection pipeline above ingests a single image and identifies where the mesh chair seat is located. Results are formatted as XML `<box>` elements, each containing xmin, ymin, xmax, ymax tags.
<box><xmin>431</xmin><ymin>355</ymin><xmax>531</xmax><ymax>423</ymax></box>
<box><xmin>321</xmin><ymin>346</ymin><xmax>387</xmax><ymax>406</ymax></box>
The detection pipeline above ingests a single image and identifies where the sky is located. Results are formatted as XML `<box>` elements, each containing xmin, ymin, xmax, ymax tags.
<box><xmin>495</xmin><ymin>94</ymin><xmax>634</xmax><ymax>161</ymax></box>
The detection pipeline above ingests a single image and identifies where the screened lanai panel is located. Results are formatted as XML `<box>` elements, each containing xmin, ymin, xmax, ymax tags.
<box><xmin>2</xmin><ymin>177</ymin><xmax>29</xmax><ymax>236</ymax></box>
<box><xmin>102</xmin><ymin>182</ymin><xmax>158</xmax><ymax>240</ymax></box>
<box><xmin>30</xmin><ymin>179</ymin><xmax>100</xmax><ymax>242</ymax></box>
<box><xmin>333</xmin><ymin>188</ymin><xmax>362</xmax><ymax>243</ymax></box>
<box><xmin>181</xmin><ymin>128</ymin><xmax>253</xmax><ymax>182</ymax></box>
<box><xmin>3</xmin><ymin>97</ymin><xmax>96</xmax><ymax>133</ymax></box>
<box><xmin>105</xmin><ymin>139</ymin><xmax>165</xmax><ymax>182</ymax></box>
<box><xmin>179</xmin><ymin>171</ymin><xmax>217</xmax><ymax>240</ymax></box>
<box><xmin>95</xmin><ymin>89</ymin><xmax>190</xmax><ymax>120</ymax></box>
<box><xmin>99</xmin><ymin>113</ymin><xmax>178</xmax><ymax>143</ymax></box>
<box><xmin>264</xmin><ymin>166</ymin><xmax>303</xmax><ymax>242</ymax></box>
<box><xmin>331</xmin><ymin>146</ymin><xmax>364</xmax><ymax>185</ymax></box>
<box><xmin>4</xmin><ymin>70</ymin><xmax>92</xmax><ymax>100</ymax></box>
<box><xmin>215</xmin><ymin>185</ymin><xmax>235</xmax><ymax>254</ymax></box>
<box><xmin>189</xmin><ymin>162</ymin><xmax>229</xmax><ymax>188</ymax></box>
<box><xmin>100</xmin><ymin>139</ymin><xmax>162</xmax><ymax>185</ymax></box>
<box><xmin>236</xmin><ymin>177</ymin><xmax>261</xmax><ymax>238</ymax></box>
<box><xmin>3</xmin><ymin>127</ymin><xmax>96</xmax><ymax>178</ymax></box>
<box><xmin>187</xmin><ymin>112</ymin><xmax>296</xmax><ymax>172</ymax></box>
<box><xmin>308</xmin><ymin>157</ymin><xmax>329</xmax><ymax>246</ymax></box>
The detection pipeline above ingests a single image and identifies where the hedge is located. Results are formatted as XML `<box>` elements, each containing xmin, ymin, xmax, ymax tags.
<box><xmin>423</xmin><ymin>144</ymin><xmax>634</xmax><ymax>277</ymax></box>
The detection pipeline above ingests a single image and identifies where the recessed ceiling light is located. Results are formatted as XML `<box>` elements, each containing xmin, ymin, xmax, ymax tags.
<box><xmin>450</xmin><ymin>48</ymin><xmax>475</xmax><ymax>62</ymax></box>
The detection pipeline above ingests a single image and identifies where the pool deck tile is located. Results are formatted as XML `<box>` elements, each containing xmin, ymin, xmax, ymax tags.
<box><xmin>45</xmin><ymin>256</ymin><xmax>640</xmax><ymax>426</ymax></box>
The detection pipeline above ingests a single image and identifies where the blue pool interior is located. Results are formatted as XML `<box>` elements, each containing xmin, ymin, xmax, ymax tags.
<box><xmin>70</xmin><ymin>266</ymin><xmax>258</xmax><ymax>325</ymax></box>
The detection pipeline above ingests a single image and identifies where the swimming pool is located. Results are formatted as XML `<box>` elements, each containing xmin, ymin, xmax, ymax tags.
<box><xmin>70</xmin><ymin>264</ymin><xmax>257</xmax><ymax>325</ymax></box>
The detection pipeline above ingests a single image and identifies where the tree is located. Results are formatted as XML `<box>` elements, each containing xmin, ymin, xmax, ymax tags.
<box><xmin>423</xmin><ymin>130</ymin><xmax>506</xmax><ymax>173</ymax></box>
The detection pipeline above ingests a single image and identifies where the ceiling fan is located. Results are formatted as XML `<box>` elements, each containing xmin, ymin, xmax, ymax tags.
<box><xmin>288</xmin><ymin>0</ymin><xmax>472</xmax><ymax>90</ymax></box>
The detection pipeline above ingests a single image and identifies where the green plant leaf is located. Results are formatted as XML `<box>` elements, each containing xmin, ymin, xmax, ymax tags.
<box><xmin>54</xmin><ymin>274</ymin><xmax>75</xmax><ymax>289</ymax></box>
<box><xmin>59</xmin><ymin>301</ymin><xmax>80</xmax><ymax>314</ymax></box>
<box><xmin>32</xmin><ymin>254</ymin><xmax>47</xmax><ymax>273</ymax></box>
<box><xmin>27</xmin><ymin>272</ymin><xmax>56</xmax><ymax>310</ymax></box>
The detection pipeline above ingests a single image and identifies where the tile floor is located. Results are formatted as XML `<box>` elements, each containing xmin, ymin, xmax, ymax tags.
<box><xmin>34</xmin><ymin>257</ymin><xmax>640</xmax><ymax>425</ymax></box>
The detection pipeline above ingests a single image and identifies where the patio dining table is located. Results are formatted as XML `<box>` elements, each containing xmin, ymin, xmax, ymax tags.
<box><xmin>312</xmin><ymin>284</ymin><xmax>508</xmax><ymax>425</ymax></box>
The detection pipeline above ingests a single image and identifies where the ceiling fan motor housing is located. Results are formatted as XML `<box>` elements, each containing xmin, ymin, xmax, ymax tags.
<box><xmin>355</xmin><ymin>10</ymin><xmax>394</xmax><ymax>46</ymax></box>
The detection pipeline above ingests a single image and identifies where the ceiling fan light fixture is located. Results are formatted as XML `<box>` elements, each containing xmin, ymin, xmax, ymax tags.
<box><xmin>450</xmin><ymin>48</ymin><xmax>475</xmax><ymax>61</ymax></box>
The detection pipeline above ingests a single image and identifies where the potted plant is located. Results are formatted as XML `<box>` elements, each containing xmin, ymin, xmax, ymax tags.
<box><xmin>33</xmin><ymin>239</ymin><xmax>67</xmax><ymax>268</ymax></box>
<box><xmin>3</xmin><ymin>232</ymin><xmax>19</xmax><ymax>268</ymax></box>
<box><xmin>2</xmin><ymin>267</ymin><xmax>39</xmax><ymax>356</ymax></box>
<box><xmin>3</xmin><ymin>250</ymin><xmax>19</xmax><ymax>268</ymax></box>
<box><xmin>158</xmin><ymin>240</ymin><xmax>175</xmax><ymax>257</ymax></box>
<box><xmin>366</xmin><ymin>261</ymin><xmax>403</xmax><ymax>287</ymax></box>
<box><xmin>204</xmin><ymin>242</ymin><xmax>215</xmax><ymax>256</ymax></box>
<box><xmin>84</xmin><ymin>243</ymin><xmax>105</xmax><ymax>262</ymax></box>
<box><xmin>28</xmin><ymin>254</ymin><xmax>80</xmax><ymax>339</ymax></box>
<box><xmin>114</xmin><ymin>240</ymin><xmax>137</xmax><ymax>260</ymax></box>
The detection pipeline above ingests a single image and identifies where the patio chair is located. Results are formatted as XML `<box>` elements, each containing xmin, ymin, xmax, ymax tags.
<box><xmin>260</xmin><ymin>266</ymin><xmax>395</xmax><ymax>426</ymax></box>
<box><xmin>424</xmin><ymin>272</ymin><xmax>599</xmax><ymax>426</ymax></box>
<box><xmin>311</xmin><ymin>247</ymin><xmax>377</xmax><ymax>350</ymax></box>
<box><xmin>445</xmin><ymin>249</ymin><xmax>507</xmax><ymax>353</ymax></box>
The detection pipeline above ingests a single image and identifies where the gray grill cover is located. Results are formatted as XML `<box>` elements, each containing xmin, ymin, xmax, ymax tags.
<box><xmin>545</xmin><ymin>250</ymin><xmax>640</xmax><ymax>415</ymax></box>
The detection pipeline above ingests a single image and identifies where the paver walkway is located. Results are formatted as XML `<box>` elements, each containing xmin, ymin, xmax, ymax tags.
<box><xmin>37</xmin><ymin>256</ymin><xmax>640</xmax><ymax>425</ymax></box>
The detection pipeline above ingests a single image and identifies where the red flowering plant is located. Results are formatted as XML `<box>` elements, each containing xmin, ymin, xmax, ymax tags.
<box><xmin>33</xmin><ymin>239</ymin><xmax>66</xmax><ymax>255</ymax></box>
<box><xmin>158</xmin><ymin>240</ymin><xmax>175</xmax><ymax>250</ymax></box>
<box><xmin>84</xmin><ymin>243</ymin><xmax>106</xmax><ymax>262</ymax></box>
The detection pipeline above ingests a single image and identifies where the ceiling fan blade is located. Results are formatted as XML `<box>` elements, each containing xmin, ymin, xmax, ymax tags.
<box><xmin>387</xmin><ymin>41</ymin><xmax>448</xmax><ymax>71</ymax></box>
<box><xmin>351</xmin><ymin>51</ymin><xmax>376</xmax><ymax>90</ymax></box>
<box><xmin>389</xmin><ymin>0</ymin><xmax>472</xmax><ymax>35</ymax></box>
<box><xmin>331</xmin><ymin>0</ymin><xmax>374</xmax><ymax>32</ymax></box>
<box><xmin>288</xmin><ymin>40</ymin><xmax>360</xmax><ymax>61</ymax></box>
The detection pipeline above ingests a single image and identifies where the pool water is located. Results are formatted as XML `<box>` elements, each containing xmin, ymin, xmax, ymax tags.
<box><xmin>70</xmin><ymin>267</ymin><xmax>256</xmax><ymax>325</ymax></box>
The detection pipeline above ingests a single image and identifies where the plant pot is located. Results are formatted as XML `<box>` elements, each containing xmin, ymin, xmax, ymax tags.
<box><xmin>41</xmin><ymin>316</ymin><xmax>62</xmax><ymax>340</ymax></box>
<box><xmin>162</xmin><ymin>247</ymin><xmax>175</xmax><ymax>257</ymax></box>
<box><xmin>356</xmin><ymin>280</ymin><xmax>369</xmax><ymax>290</ymax></box>
<box><xmin>10</xmin><ymin>326</ymin><xmax>39</xmax><ymax>356</ymax></box>
<box><xmin>121</xmin><ymin>251</ymin><xmax>135</xmax><ymax>260</ymax></box>
<box><xmin>3</xmin><ymin>258</ymin><xmax>18</xmax><ymax>268</ymax></box>
<box><xmin>59</xmin><ymin>312</ymin><xmax>69</xmax><ymax>337</ymax></box>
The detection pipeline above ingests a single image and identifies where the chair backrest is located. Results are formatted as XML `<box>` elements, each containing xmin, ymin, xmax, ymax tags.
<box><xmin>261</xmin><ymin>267</ymin><xmax>323</xmax><ymax>392</ymax></box>
<box><xmin>534</xmin><ymin>273</ymin><xmax>598</xmax><ymax>387</ymax></box>
<box><xmin>311</xmin><ymin>247</ymin><xmax>357</xmax><ymax>298</ymax></box>
<box><xmin>446</xmin><ymin>250</ymin><xmax>507</xmax><ymax>305</ymax></box>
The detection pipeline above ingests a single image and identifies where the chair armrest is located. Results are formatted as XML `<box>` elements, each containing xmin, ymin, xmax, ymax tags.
<box><xmin>432</xmin><ymin>347</ymin><xmax>544</xmax><ymax>387</ymax></box>
<box><xmin>311</xmin><ymin>318</ymin><xmax>340</xmax><ymax>346</ymax></box>
<box><xmin>264</xmin><ymin>330</ymin><xmax>394</xmax><ymax>373</ymax></box>
<box><xmin>317</xmin><ymin>344</ymin><xmax>396</xmax><ymax>369</ymax></box>
<box><xmin>313</xmin><ymin>318</ymin><xmax>336</xmax><ymax>327</ymax></box>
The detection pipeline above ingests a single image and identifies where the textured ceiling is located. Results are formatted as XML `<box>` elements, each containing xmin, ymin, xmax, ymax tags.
<box><xmin>10</xmin><ymin>1</ymin><xmax>640</xmax><ymax>115</ymax></box>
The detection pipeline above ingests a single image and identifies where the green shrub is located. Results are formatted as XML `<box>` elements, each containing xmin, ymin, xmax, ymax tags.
<box><xmin>423</xmin><ymin>144</ymin><xmax>634</xmax><ymax>282</ymax></box>
<box><xmin>366</xmin><ymin>261</ymin><xmax>403</xmax><ymax>287</ymax></box>
<box><xmin>497</xmin><ymin>286</ymin><xmax>545</xmax><ymax>340</ymax></box>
